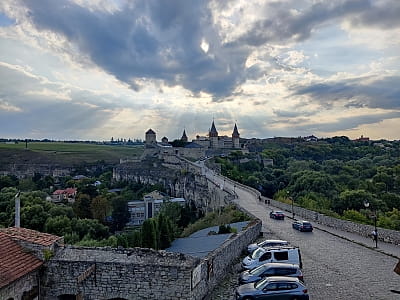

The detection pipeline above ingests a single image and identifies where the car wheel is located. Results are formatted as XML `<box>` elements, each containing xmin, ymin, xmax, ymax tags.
<box><xmin>242</xmin><ymin>297</ymin><xmax>253</xmax><ymax>300</ymax></box>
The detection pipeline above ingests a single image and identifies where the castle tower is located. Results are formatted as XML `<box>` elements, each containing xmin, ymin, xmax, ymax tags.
<box><xmin>232</xmin><ymin>123</ymin><xmax>240</xmax><ymax>149</ymax></box>
<box><xmin>181</xmin><ymin>129</ymin><xmax>188</xmax><ymax>143</ymax></box>
<box><xmin>145</xmin><ymin>129</ymin><xmax>157</xmax><ymax>144</ymax></box>
<box><xmin>209</xmin><ymin>120</ymin><xmax>219</xmax><ymax>148</ymax></box>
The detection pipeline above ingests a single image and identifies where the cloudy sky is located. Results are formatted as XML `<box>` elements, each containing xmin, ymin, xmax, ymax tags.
<box><xmin>0</xmin><ymin>0</ymin><xmax>399</xmax><ymax>141</ymax></box>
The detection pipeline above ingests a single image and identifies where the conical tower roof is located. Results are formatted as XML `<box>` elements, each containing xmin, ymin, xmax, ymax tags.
<box><xmin>209</xmin><ymin>120</ymin><xmax>218</xmax><ymax>137</ymax></box>
<box><xmin>181</xmin><ymin>129</ymin><xmax>188</xmax><ymax>142</ymax></box>
<box><xmin>232</xmin><ymin>123</ymin><xmax>240</xmax><ymax>138</ymax></box>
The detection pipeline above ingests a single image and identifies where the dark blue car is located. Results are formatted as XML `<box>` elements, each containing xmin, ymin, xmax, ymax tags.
<box><xmin>292</xmin><ymin>221</ymin><xmax>313</xmax><ymax>232</ymax></box>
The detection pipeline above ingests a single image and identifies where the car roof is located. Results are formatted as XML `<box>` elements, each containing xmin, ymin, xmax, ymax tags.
<box><xmin>259</xmin><ymin>245</ymin><xmax>298</xmax><ymax>251</ymax></box>
<box><xmin>260</xmin><ymin>262</ymin><xmax>300</xmax><ymax>268</ymax></box>
<box><xmin>264</xmin><ymin>276</ymin><xmax>300</xmax><ymax>283</ymax></box>
<box><xmin>260</xmin><ymin>239</ymin><xmax>288</xmax><ymax>243</ymax></box>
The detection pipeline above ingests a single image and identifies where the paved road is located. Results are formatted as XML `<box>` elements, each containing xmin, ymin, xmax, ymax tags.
<box><xmin>204</xmin><ymin>169</ymin><xmax>400</xmax><ymax>300</ymax></box>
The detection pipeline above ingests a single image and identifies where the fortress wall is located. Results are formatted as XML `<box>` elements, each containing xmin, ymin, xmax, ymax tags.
<box><xmin>41</xmin><ymin>222</ymin><xmax>261</xmax><ymax>300</ymax></box>
<box><xmin>42</xmin><ymin>247</ymin><xmax>198</xmax><ymax>300</ymax></box>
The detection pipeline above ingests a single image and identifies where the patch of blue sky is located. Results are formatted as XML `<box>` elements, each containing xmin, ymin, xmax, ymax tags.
<box><xmin>295</xmin><ymin>24</ymin><xmax>381</xmax><ymax>77</ymax></box>
<box><xmin>0</xmin><ymin>37</ymin><xmax>65</xmax><ymax>82</ymax></box>
<box><xmin>0</xmin><ymin>13</ymin><xmax>15</xmax><ymax>27</ymax></box>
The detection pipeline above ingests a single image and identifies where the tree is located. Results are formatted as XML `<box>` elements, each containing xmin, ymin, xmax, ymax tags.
<box><xmin>110</xmin><ymin>196</ymin><xmax>129</xmax><ymax>232</ymax></box>
<box><xmin>45</xmin><ymin>216</ymin><xmax>72</xmax><ymax>236</ymax></box>
<box><xmin>291</xmin><ymin>170</ymin><xmax>338</xmax><ymax>200</ymax></box>
<box><xmin>141</xmin><ymin>218</ymin><xmax>157</xmax><ymax>249</ymax></box>
<box><xmin>334</xmin><ymin>190</ymin><xmax>374</xmax><ymax>214</ymax></box>
<box><xmin>72</xmin><ymin>218</ymin><xmax>109</xmax><ymax>240</ymax></box>
<box><xmin>49</xmin><ymin>205</ymin><xmax>75</xmax><ymax>219</ymax></box>
<box><xmin>91</xmin><ymin>195</ymin><xmax>111</xmax><ymax>223</ymax></box>
<box><xmin>18</xmin><ymin>178</ymin><xmax>36</xmax><ymax>192</ymax></box>
<box><xmin>157</xmin><ymin>213</ymin><xmax>173</xmax><ymax>249</ymax></box>
<box><xmin>0</xmin><ymin>175</ymin><xmax>18</xmax><ymax>189</ymax></box>
<box><xmin>21</xmin><ymin>204</ymin><xmax>50</xmax><ymax>231</ymax></box>
<box><xmin>73</xmin><ymin>194</ymin><xmax>92</xmax><ymax>219</ymax></box>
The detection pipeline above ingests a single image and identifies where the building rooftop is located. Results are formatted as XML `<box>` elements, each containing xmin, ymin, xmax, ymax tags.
<box><xmin>0</xmin><ymin>227</ymin><xmax>62</xmax><ymax>247</ymax></box>
<box><xmin>184</xmin><ymin>142</ymin><xmax>204</xmax><ymax>148</ymax></box>
<box><xmin>166</xmin><ymin>221</ymin><xmax>249</xmax><ymax>258</ymax></box>
<box><xmin>0</xmin><ymin>232</ymin><xmax>43</xmax><ymax>288</ymax></box>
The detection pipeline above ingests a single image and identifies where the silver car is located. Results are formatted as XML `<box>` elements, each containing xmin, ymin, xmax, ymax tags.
<box><xmin>239</xmin><ymin>263</ymin><xmax>303</xmax><ymax>284</ymax></box>
<box><xmin>236</xmin><ymin>276</ymin><xmax>309</xmax><ymax>300</ymax></box>
<box><xmin>247</xmin><ymin>239</ymin><xmax>289</xmax><ymax>254</ymax></box>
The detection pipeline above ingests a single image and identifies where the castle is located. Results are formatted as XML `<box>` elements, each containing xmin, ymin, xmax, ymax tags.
<box><xmin>145</xmin><ymin>120</ymin><xmax>242</xmax><ymax>150</ymax></box>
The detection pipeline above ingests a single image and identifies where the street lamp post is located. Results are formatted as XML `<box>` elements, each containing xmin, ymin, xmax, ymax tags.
<box><xmin>291</xmin><ymin>197</ymin><xmax>295</xmax><ymax>219</ymax></box>
<box><xmin>287</xmin><ymin>191</ymin><xmax>295</xmax><ymax>219</ymax></box>
<box><xmin>364</xmin><ymin>201</ymin><xmax>378</xmax><ymax>248</ymax></box>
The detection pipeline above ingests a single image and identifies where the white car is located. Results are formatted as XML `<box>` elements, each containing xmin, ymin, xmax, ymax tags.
<box><xmin>247</xmin><ymin>239</ymin><xmax>288</xmax><ymax>254</ymax></box>
<box><xmin>242</xmin><ymin>246</ymin><xmax>302</xmax><ymax>270</ymax></box>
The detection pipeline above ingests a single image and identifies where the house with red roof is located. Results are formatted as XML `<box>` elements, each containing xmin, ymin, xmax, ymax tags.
<box><xmin>0</xmin><ymin>227</ymin><xmax>62</xmax><ymax>300</ymax></box>
<box><xmin>51</xmin><ymin>187</ymin><xmax>77</xmax><ymax>203</ymax></box>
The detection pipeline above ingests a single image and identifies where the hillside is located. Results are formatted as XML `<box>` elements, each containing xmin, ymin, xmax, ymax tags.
<box><xmin>0</xmin><ymin>142</ymin><xmax>143</xmax><ymax>167</ymax></box>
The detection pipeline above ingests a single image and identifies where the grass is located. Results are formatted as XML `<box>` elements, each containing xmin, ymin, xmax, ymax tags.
<box><xmin>0</xmin><ymin>142</ymin><xmax>144</xmax><ymax>166</ymax></box>
<box><xmin>180</xmin><ymin>205</ymin><xmax>251</xmax><ymax>237</ymax></box>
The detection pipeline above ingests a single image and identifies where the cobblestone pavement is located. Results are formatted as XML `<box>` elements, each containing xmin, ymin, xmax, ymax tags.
<box><xmin>207</xmin><ymin>177</ymin><xmax>400</xmax><ymax>300</ymax></box>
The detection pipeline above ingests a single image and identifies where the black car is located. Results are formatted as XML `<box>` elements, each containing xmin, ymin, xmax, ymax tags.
<box><xmin>292</xmin><ymin>220</ymin><xmax>313</xmax><ymax>232</ymax></box>
<box><xmin>239</xmin><ymin>262</ymin><xmax>303</xmax><ymax>284</ymax></box>
<box><xmin>269</xmin><ymin>211</ymin><xmax>285</xmax><ymax>220</ymax></box>
<box><xmin>236</xmin><ymin>276</ymin><xmax>309</xmax><ymax>300</ymax></box>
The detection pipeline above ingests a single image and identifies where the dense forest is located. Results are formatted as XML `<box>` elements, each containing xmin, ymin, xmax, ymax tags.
<box><xmin>216</xmin><ymin>136</ymin><xmax>400</xmax><ymax>230</ymax></box>
<box><xmin>0</xmin><ymin>169</ymin><xmax>200</xmax><ymax>249</ymax></box>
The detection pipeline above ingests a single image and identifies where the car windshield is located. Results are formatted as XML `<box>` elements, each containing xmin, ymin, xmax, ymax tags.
<box><xmin>254</xmin><ymin>277</ymin><xmax>269</xmax><ymax>290</ymax></box>
<box><xmin>249</xmin><ymin>264</ymin><xmax>268</xmax><ymax>275</ymax></box>
<box><xmin>303</xmin><ymin>222</ymin><xmax>311</xmax><ymax>226</ymax></box>
<box><xmin>275</xmin><ymin>211</ymin><xmax>284</xmax><ymax>214</ymax></box>
<box><xmin>251</xmin><ymin>248</ymin><xmax>265</xmax><ymax>259</ymax></box>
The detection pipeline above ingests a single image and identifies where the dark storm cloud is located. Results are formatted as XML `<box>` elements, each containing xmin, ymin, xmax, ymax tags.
<box><xmin>20</xmin><ymin>0</ymin><xmax>248</xmax><ymax>98</ymax></box>
<box><xmin>237</xmin><ymin>0</ymin><xmax>400</xmax><ymax>46</ymax></box>
<box><xmin>18</xmin><ymin>0</ymin><xmax>400</xmax><ymax>99</ymax></box>
<box><xmin>293</xmin><ymin>76</ymin><xmax>400</xmax><ymax>110</ymax></box>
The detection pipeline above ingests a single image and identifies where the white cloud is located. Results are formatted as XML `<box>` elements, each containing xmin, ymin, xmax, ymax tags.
<box><xmin>0</xmin><ymin>0</ymin><xmax>399</xmax><ymax>140</ymax></box>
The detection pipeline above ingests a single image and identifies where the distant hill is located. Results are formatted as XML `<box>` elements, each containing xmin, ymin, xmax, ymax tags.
<box><xmin>0</xmin><ymin>142</ymin><xmax>144</xmax><ymax>167</ymax></box>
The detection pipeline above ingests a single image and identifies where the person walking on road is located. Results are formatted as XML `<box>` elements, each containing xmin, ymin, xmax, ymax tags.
<box><xmin>371</xmin><ymin>230</ymin><xmax>377</xmax><ymax>243</ymax></box>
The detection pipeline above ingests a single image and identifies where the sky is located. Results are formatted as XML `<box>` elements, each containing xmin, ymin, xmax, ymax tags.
<box><xmin>0</xmin><ymin>0</ymin><xmax>399</xmax><ymax>142</ymax></box>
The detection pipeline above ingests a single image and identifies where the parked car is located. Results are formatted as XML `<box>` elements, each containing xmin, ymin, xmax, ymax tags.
<box><xmin>242</xmin><ymin>246</ymin><xmax>302</xmax><ymax>270</ymax></box>
<box><xmin>247</xmin><ymin>239</ymin><xmax>289</xmax><ymax>254</ymax></box>
<box><xmin>292</xmin><ymin>221</ymin><xmax>313</xmax><ymax>232</ymax></box>
<box><xmin>235</xmin><ymin>276</ymin><xmax>309</xmax><ymax>300</ymax></box>
<box><xmin>239</xmin><ymin>262</ymin><xmax>304</xmax><ymax>284</ymax></box>
<box><xmin>269</xmin><ymin>211</ymin><xmax>285</xmax><ymax>220</ymax></box>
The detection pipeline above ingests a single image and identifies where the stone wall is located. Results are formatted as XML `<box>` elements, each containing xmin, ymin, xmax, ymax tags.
<box><xmin>14</xmin><ymin>238</ymin><xmax>63</xmax><ymax>261</ymax></box>
<box><xmin>42</xmin><ymin>247</ymin><xmax>199</xmax><ymax>300</ymax></box>
<box><xmin>41</xmin><ymin>221</ymin><xmax>261</xmax><ymax>300</ymax></box>
<box><xmin>0</xmin><ymin>271</ymin><xmax>39</xmax><ymax>300</ymax></box>
<box><xmin>192</xmin><ymin>220</ymin><xmax>262</xmax><ymax>298</ymax></box>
